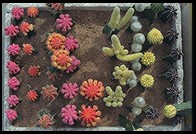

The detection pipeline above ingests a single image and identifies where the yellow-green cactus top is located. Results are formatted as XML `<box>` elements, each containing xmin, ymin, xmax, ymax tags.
<box><xmin>147</xmin><ymin>28</ymin><xmax>164</xmax><ymax>45</ymax></box>
<box><xmin>140</xmin><ymin>74</ymin><xmax>154</xmax><ymax>88</ymax></box>
<box><xmin>163</xmin><ymin>104</ymin><xmax>177</xmax><ymax>118</ymax></box>
<box><xmin>141</xmin><ymin>51</ymin><xmax>156</xmax><ymax>66</ymax></box>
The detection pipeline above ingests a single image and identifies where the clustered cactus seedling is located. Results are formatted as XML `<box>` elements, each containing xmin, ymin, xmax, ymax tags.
<box><xmin>19</xmin><ymin>22</ymin><xmax>35</xmax><ymax>38</ymax></box>
<box><xmin>56</xmin><ymin>13</ymin><xmax>73</xmax><ymax>33</ymax></box>
<box><xmin>4</xmin><ymin>24</ymin><xmax>19</xmax><ymax>37</ymax></box>
<box><xmin>7</xmin><ymin>43</ymin><xmax>21</xmax><ymax>56</ymax></box>
<box><xmin>147</xmin><ymin>28</ymin><xmax>164</xmax><ymax>45</ymax></box>
<box><xmin>6</xmin><ymin>60</ymin><xmax>20</xmax><ymax>75</ymax></box>
<box><xmin>160</xmin><ymin>5</ymin><xmax>177</xmax><ymax>23</ymax></box>
<box><xmin>159</xmin><ymin>68</ymin><xmax>178</xmax><ymax>83</ymax></box>
<box><xmin>61</xmin><ymin>104</ymin><xmax>78</xmax><ymax>126</ymax></box>
<box><xmin>5</xmin><ymin>109</ymin><xmax>18</xmax><ymax>121</ymax></box>
<box><xmin>65</xmin><ymin>36</ymin><xmax>79</xmax><ymax>52</ymax></box>
<box><xmin>164</xmin><ymin>84</ymin><xmax>180</xmax><ymax>103</ymax></box>
<box><xmin>103</xmin><ymin>86</ymin><xmax>126</xmax><ymax>107</ymax></box>
<box><xmin>164</xmin><ymin>28</ymin><xmax>179</xmax><ymax>46</ymax></box>
<box><xmin>78</xmin><ymin>105</ymin><xmax>101</xmax><ymax>127</ymax></box>
<box><xmin>41</xmin><ymin>85</ymin><xmax>58</xmax><ymax>101</ymax></box>
<box><xmin>28</xmin><ymin>65</ymin><xmax>41</xmax><ymax>77</ymax></box>
<box><xmin>112</xmin><ymin>64</ymin><xmax>135</xmax><ymax>86</ymax></box>
<box><xmin>7</xmin><ymin>95</ymin><xmax>19</xmax><ymax>107</ymax></box>
<box><xmin>27</xmin><ymin>90</ymin><xmax>38</xmax><ymax>101</ymax></box>
<box><xmin>162</xmin><ymin>48</ymin><xmax>183</xmax><ymax>64</ymax></box>
<box><xmin>131</xmin><ymin>97</ymin><xmax>146</xmax><ymax>116</ymax></box>
<box><xmin>144</xmin><ymin>106</ymin><xmax>160</xmax><ymax>120</ymax></box>
<box><xmin>61</xmin><ymin>82</ymin><xmax>79</xmax><ymax>99</ymax></box>
<box><xmin>37</xmin><ymin>109</ymin><xmax>54</xmax><ymax>129</ymax></box>
<box><xmin>27</xmin><ymin>7</ymin><xmax>39</xmax><ymax>18</ymax></box>
<box><xmin>141</xmin><ymin>51</ymin><xmax>156</xmax><ymax>66</ymax></box>
<box><xmin>11</xmin><ymin>6</ymin><xmax>24</xmax><ymax>20</ymax></box>
<box><xmin>80</xmin><ymin>79</ymin><xmax>105</xmax><ymax>101</ymax></box>
<box><xmin>8</xmin><ymin>77</ymin><xmax>20</xmax><ymax>91</ymax></box>
<box><xmin>140</xmin><ymin>74</ymin><xmax>154</xmax><ymax>88</ymax></box>
<box><xmin>131</xmin><ymin>33</ymin><xmax>146</xmax><ymax>53</ymax></box>
<box><xmin>163</xmin><ymin>104</ymin><xmax>177</xmax><ymax>118</ymax></box>
<box><xmin>22</xmin><ymin>44</ymin><xmax>34</xmax><ymax>55</ymax></box>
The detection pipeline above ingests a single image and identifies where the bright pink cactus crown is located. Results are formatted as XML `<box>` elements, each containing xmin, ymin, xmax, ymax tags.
<box><xmin>7</xmin><ymin>95</ymin><xmax>19</xmax><ymax>107</ymax></box>
<box><xmin>56</xmin><ymin>13</ymin><xmax>73</xmax><ymax>32</ymax></box>
<box><xmin>11</xmin><ymin>6</ymin><xmax>24</xmax><ymax>20</ymax></box>
<box><xmin>6</xmin><ymin>61</ymin><xmax>20</xmax><ymax>75</ymax></box>
<box><xmin>8</xmin><ymin>77</ymin><xmax>20</xmax><ymax>91</ymax></box>
<box><xmin>66</xmin><ymin>56</ymin><xmax>81</xmax><ymax>73</ymax></box>
<box><xmin>61</xmin><ymin>104</ymin><xmax>78</xmax><ymax>126</ymax></box>
<box><xmin>4</xmin><ymin>24</ymin><xmax>19</xmax><ymax>37</ymax></box>
<box><xmin>65</xmin><ymin>36</ymin><xmax>79</xmax><ymax>52</ymax></box>
<box><xmin>5</xmin><ymin>109</ymin><xmax>18</xmax><ymax>121</ymax></box>
<box><xmin>61</xmin><ymin>82</ymin><xmax>78</xmax><ymax>99</ymax></box>
<box><xmin>7</xmin><ymin>43</ymin><xmax>21</xmax><ymax>56</ymax></box>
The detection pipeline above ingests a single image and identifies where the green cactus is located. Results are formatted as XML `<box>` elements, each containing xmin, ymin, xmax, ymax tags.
<box><xmin>103</xmin><ymin>86</ymin><xmax>126</xmax><ymax>107</ymax></box>
<box><xmin>116</xmin><ymin>53</ymin><xmax>143</xmax><ymax>62</ymax></box>
<box><xmin>108</xmin><ymin>6</ymin><xmax>121</xmax><ymax>30</ymax></box>
<box><xmin>102</xmin><ymin>47</ymin><xmax>115</xmax><ymax>56</ymax></box>
<box><xmin>150</xmin><ymin>3</ymin><xmax>164</xmax><ymax>13</ymax></box>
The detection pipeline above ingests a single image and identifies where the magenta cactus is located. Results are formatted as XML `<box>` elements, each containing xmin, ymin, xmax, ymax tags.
<box><xmin>56</xmin><ymin>14</ymin><xmax>73</xmax><ymax>32</ymax></box>
<box><xmin>7</xmin><ymin>95</ymin><xmax>19</xmax><ymax>107</ymax></box>
<box><xmin>4</xmin><ymin>24</ymin><xmax>19</xmax><ymax>37</ymax></box>
<box><xmin>11</xmin><ymin>6</ymin><xmax>24</xmax><ymax>20</ymax></box>
<box><xmin>66</xmin><ymin>56</ymin><xmax>81</xmax><ymax>73</ymax></box>
<box><xmin>61</xmin><ymin>83</ymin><xmax>79</xmax><ymax>99</ymax></box>
<box><xmin>65</xmin><ymin>36</ymin><xmax>79</xmax><ymax>52</ymax></box>
<box><xmin>7</xmin><ymin>43</ymin><xmax>21</xmax><ymax>56</ymax></box>
<box><xmin>8</xmin><ymin>77</ymin><xmax>20</xmax><ymax>91</ymax></box>
<box><xmin>6</xmin><ymin>60</ymin><xmax>20</xmax><ymax>75</ymax></box>
<box><xmin>5</xmin><ymin>109</ymin><xmax>18</xmax><ymax>121</ymax></box>
<box><xmin>61</xmin><ymin>104</ymin><xmax>78</xmax><ymax>126</ymax></box>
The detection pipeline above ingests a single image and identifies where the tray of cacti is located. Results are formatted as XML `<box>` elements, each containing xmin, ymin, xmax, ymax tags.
<box><xmin>3</xmin><ymin>3</ymin><xmax>186</xmax><ymax>131</ymax></box>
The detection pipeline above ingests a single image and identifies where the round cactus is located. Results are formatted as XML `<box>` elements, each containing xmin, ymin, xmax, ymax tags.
<box><xmin>66</xmin><ymin>55</ymin><xmax>81</xmax><ymax>73</ymax></box>
<box><xmin>7</xmin><ymin>43</ymin><xmax>21</xmax><ymax>56</ymax></box>
<box><xmin>27</xmin><ymin>7</ymin><xmax>39</xmax><ymax>17</ymax></box>
<box><xmin>61</xmin><ymin>83</ymin><xmax>78</xmax><ymax>99</ymax></box>
<box><xmin>8</xmin><ymin>77</ymin><xmax>20</xmax><ymax>91</ymax></box>
<box><xmin>42</xmin><ymin>85</ymin><xmax>58</xmax><ymax>101</ymax></box>
<box><xmin>150</xmin><ymin>3</ymin><xmax>164</xmax><ymax>13</ymax></box>
<box><xmin>7</xmin><ymin>95</ymin><xmax>19</xmax><ymax>107</ymax></box>
<box><xmin>19</xmin><ymin>22</ymin><xmax>34</xmax><ymax>36</ymax></box>
<box><xmin>147</xmin><ymin>28</ymin><xmax>164</xmax><ymax>45</ymax></box>
<box><xmin>133</xmin><ymin>97</ymin><xmax>146</xmax><ymax>108</ymax></box>
<box><xmin>163</xmin><ymin>104</ymin><xmax>177</xmax><ymax>118</ymax></box>
<box><xmin>130</xmin><ymin>16</ymin><xmax>139</xmax><ymax>24</ymax></box>
<box><xmin>132</xmin><ymin>107</ymin><xmax>142</xmax><ymax>116</ymax></box>
<box><xmin>27</xmin><ymin>90</ymin><xmax>38</xmax><ymax>101</ymax></box>
<box><xmin>56</xmin><ymin>13</ymin><xmax>73</xmax><ymax>32</ymax></box>
<box><xmin>141</xmin><ymin>51</ymin><xmax>156</xmax><ymax>66</ymax></box>
<box><xmin>127</xmin><ymin>79</ymin><xmax>137</xmax><ymax>89</ymax></box>
<box><xmin>164</xmin><ymin>28</ymin><xmax>179</xmax><ymax>46</ymax></box>
<box><xmin>160</xmin><ymin>5</ymin><xmax>177</xmax><ymax>23</ymax></box>
<box><xmin>65</xmin><ymin>36</ymin><xmax>79</xmax><ymax>52</ymax></box>
<box><xmin>37</xmin><ymin>114</ymin><xmax>54</xmax><ymax>129</ymax></box>
<box><xmin>4</xmin><ymin>24</ymin><xmax>19</xmax><ymax>37</ymax></box>
<box><xmin>131</xmin><ymin>21</ymin><xmax>142</xmax><ymax>32</ymax></box>
<box><xmin>131</xmin><ymin>43</ymin><xmax>142</xmax><ymax>52</ymax></box>
<box><xmin>131</xmin><ymin>61</ymin><xmax>142</xmax><ymax>72</ymax></box>
<box><xmin>162</xmin><ymin>48</ymin><xmax>183</xmax><ymax>64</ymax></box>
<box><xmin>6</xmin><ymin>60</ymin><xmax>20</xmax><ymax>75</ymax></box>
<box><xmin>5</xmin><ymin>109</ymin><xmax>18</xmax><ymax>121</ymax></box>
<box><xmin>28</xmin><ymin>65</ymin><xmax>41</xmax><ymax>77</ymax></box>
<box><xmin>133</xmin><ymin>33</ymin><xmax>145</xmax><ymax>44</ymax></box>
<box><xmin>140</xmin><ymin>74</ymin><xmax>154</xmax><ymax>88</ymax></box>
<box><xmin>11</xmin><ymin>6</ymin><xmax>24</xmax><ymax>20</ymax></box>
<box><xmin>134</xmin><ymin>3</ymin><xmax>146</xmax><ymax>12</ymax></box>
<box><xmin>48</xmin><ymin>3</ymin><xmax>65</xmax><ymax>11</ymax></box>
<box><xmin>22</xmin><ymin>44</ymin><xmax>34</xmax><ymax>55</ymax></box>
<box><xmin>159</xmin><ymin>68</ymin><xmax>178</xmax><ymax>83</ymax></box>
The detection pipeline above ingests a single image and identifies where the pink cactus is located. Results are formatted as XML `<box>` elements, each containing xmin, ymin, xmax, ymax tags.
<box><xmin>61</xmin><ymin>83</ymin><xmax>78</xmax><ymax>99</ymax></box>
<box><xmin>7</xmin><ymin>95</ymin><xmax>19</xmax><ymax>107</ymax></box>
<box><xmin>66</xmin><ymin>56</ymin><xmax>81</xmax><ymax>73</ymax></box>
<box><xmin>6</xmin><ymin>60</ymin><xmax>20</xmax><ymax>75</ymax></box>
<box><xmin>8</xmin><ymin>77</ymin><xmax>20</xmax><ymax>91</ymax></box>
<box><xmin>65</xmin><ymin>36</ymin><xmax>79</xmax><ymax>52</ymax></box>
<box><xmin>4</xmin><ymin>24</ymin><xmax>19</xmax><ymax>37</ymax></box>
<box><xmin>50</xmin><ymin>3</ymin><xmax>64</xmax><ymax>11</ymax></box>
<box><xmin>56</xmin><ymin>14</ymin><xmax>73</xmax><ymax>32</ymax></box>
<box><xmin>61</xmin><ymin>104</ymin><xmax>78</xmax><ymax>126</ymax></box>
<box><xmin>5</xmin><ymin>109</ymin><xmax>18</xmax><ymax>121</ymax></box>
<box><xmin>7</xmin><ymin>43</ymin><xmax>21</xmax><ymax>56</ymax></box>
<box><xmin>11</xmin><ymin>6</ymin><xmax>24</xmax><ymax>20</ymax></box>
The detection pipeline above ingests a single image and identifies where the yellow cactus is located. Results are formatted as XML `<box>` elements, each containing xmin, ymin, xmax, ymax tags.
<box><xmin>163</xmin><ymin>104</ymin><xmax>177</xmax><ymax>118</ymax></box>
<box><xmin>147</xmin><ymin>28</ymin><xmax>164</xmax><ymax>45</ymax></box>
<box><xmin>141</xmin><ymin>51</ymin><xmax>156</xmax><ymax>66</ymax></box>
<box><xmin>140</xmin><ymin>74</ymin><xmax>154</xmax><ymax>88</ymax></box>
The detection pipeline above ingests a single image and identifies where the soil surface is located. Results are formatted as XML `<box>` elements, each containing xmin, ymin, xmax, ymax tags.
<box><xmin>9</xmin><ymin>9</ymin><xmax>173</xmax><ymax>128</ymax></box>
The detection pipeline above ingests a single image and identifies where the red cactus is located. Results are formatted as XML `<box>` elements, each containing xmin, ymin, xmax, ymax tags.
<box><xmin>8</xmin><ymin>77</ymin><xmax>20</xmax><ymax>91</ymax></box>
<box><xmin>27</xmin><ymin>90</ymin><xmax>38</xmax><ymax>101</ymax></box>
<box><xmin>19</xmin><ymin>22</ymin><xmax>34</xmax><ymax>36</ymax></box>
<box><xmin>7</xmin><ymin>43</ymin><xmax>21</xmax><ymax>56</ymax></box>
<box><xmin>28</xmin><ymin>65</ymin><xmax>41</xmax><ymax>77</ymax></box>
<box><xmin>80</xmin><ymin>79</ymin><xmax>105</xmax><ymax>101</ymax></box>
<box><xmin>4</xmin><ymin>24</ymin><xmax>19</xmax><ymax>37</ymax></box>
<box><xmin>78</xmin><ymin>105</ymin><xmax>101</xmax><ymax>127</ymax></box>
<box><xmin>7</xmin><ymin>95</ymin><xmax>19</xmax><ymax>107</ymax></box>
<box><xmin>66</xmin><ymin>56</ymin><xmax>81</xmax><ymax>73</ymax></box>
<box><xmin>65</xmin><ymin>36</ymin><xmax>79</xmax><ymax>52</ymax></box>
<box><xmin>22</xmin><ymin>44</ymin><xmax>34</xmax><ymax>55</ymax></box>
<box><xmin>6</xmin><ymin>60</ymin><xmax>20</xmax><ymax>75</ymax></box>
<box><xmin>27</xmin><ymin>7</ymin><xmax>39</xmax><ymax>17</ymax></box>
<box><xmin>37</xmin><ymin>114</ymin><xmax>54</xmax><ymax>129</ymax></box>
<box><xmin>5</xmin><ymin>109</ymin><xmax>18</xmax><ymax>121</ymax></box>
<box><xmin>61</xmin><ymin>83</ymin><xmax>79</xmax><ymax>99</ymax></box>
<box><xmin>50</xmin><ymin>3</ymin><xmax>64</xmax><ymax>11</ymax></box>
<box><xmin>42</xmin><ymin>85</ymin><xmax>58</xmax><ymax>101</ymax></box>
<box><xmin>56</xmin><ymin>14</ymin><xmax>73</xmax><ymax>32</ymax></box>
<box><xmin>11</xmin><ymin>6</ymin><xmax>24</xmax><ymax>20</ymax></box>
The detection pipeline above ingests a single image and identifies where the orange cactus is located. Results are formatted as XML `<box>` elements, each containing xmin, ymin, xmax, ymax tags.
<box><xmin>51</xmin><ymin>49</ymin><xmax>72</xmax><ymax>71</ymax></box>
<box><xmin>80</xmin><ymin>79</ymin><xmax>105</xmax><ymax>101</ymax></box>
<box><xmin>22</xmin><ymin>44</ymin><xmax>34</xmax><ymax>55</ymax></box>
<box><xmin>42</xmin><ymin>85</ymin><xmax>58</xmax><ymax>101</ymax></box>
<box><xmin>46</xmin><ymin>32</ymin><xmax>66</xmax><ymax>52</ymax></box>
<box><xmin>27</xmin><ymin>7</ymin><xmax>39</xmax><ymax>17</ymax></box>
<box><xmin>27</xmin><ymin>90</ymin><xmax>38</xmax><ymax>101</ymax></box>
<box><xmin>28</xmin><ymin>65</ymin><xmax>41</xmax><ymax>77</ymax></box>
<box><xmin>19</xmin><ymin>22</ymin><xmax>34</xmax><ymax>36</ymax></box>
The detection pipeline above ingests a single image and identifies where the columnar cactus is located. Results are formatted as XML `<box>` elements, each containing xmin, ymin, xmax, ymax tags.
<box><xmin>159</xmin><ymin>68</ymin><xmax>178</xmax><ymax>83</ymax></box>
<box><xmin>61</xmin><ymin>104</ymin><xmax>78</xmax><ymax>126</ymax></box>
<box><xmin>8</xmin><ymin>77</ymin><xmax>20</xmax><ymax>91</ymax></box>
<box><xmin>141</xmin><ymin>51</ymin><xmax>156</xmax><ymax>66</ymax></box>
<box><xmin>61</xmin><ymin>83</ymin><xmax>79</xmax><ymax>99</ymax></box>
<box><xmin>147</xmin><ymin>28</ymin><xmax>164</xmax><ymax>45</ymax></box>
<box><xmin>4</xmin><ymin>24</ymin><xmax>19</xmax><ymax>37</ymax></box>
<box><xmin>103</xmin><ymin>86</ymin><xmax>126</xmax><ymax>107</ymax></box>
<box><xmin>65</xmin><ymin>36</ymin><xmax>79</xmax><ymax>52</ymax></box>
<box><xmin>112</xmin><ymin>64</ymin><xmax>135</xmax><ymax>86</ymax></box>
<box><xmin>7</xmin><ymin>95</ymin><xmax>19</xmax><ymax>107</ymax></box>
<box><xmin>11</xmin><ymin>6</ymin><xmax>24</xmax><ymax>20</ymax></box>
<box><xmin>7</xmin><ymin>43</ymin><xmax>21</xmax><ymax>56</ymax></box>
<box><xmin>162</xmin><ymin>48</ymin><xmax>183</xmax><ymax>64</ymax></box>
<box><xmin>27</xmin><ymin>7</ymin><xmax>39</xmax><ymax>17</ymax></box>
<box><xmin>78</xmin><ymin>105</ymin><xmax>101</xmax><ymax>127</ymax></box>
<box><xmin>28</xmin><ymin>65</ymin><xmax>41</xmax><ymax>77</ymax></box>
<box><xmin>66</xmin><ymin>56</ymin><xmax>81</xmax><ymax>73</ymax></box>
<box><xmin>56</xmin><ymin>14</ymin><xmax>73</xmax><ymax>32</ymax></box>
<box><xmin>140</xmin><ymin>74</ymin><xmax>154</xmax><ymax>88</ymax></box>
<box><xmin>163</xmin><ymin>104</ymin><xmax>177</xmax><ymax>118</ymax></box>
<box><xmin>27</xmin><ymin>90</ymin><xmax>38</xmax><ymax>101</ymax></box>
<box><xmin>22</xmin><ymin>44</ymin><xmax>34</xmax><ymax>55</ymax></box>
<box><xmin>80</xmin><ymin>79</ymin><xmax>105</xmax><ymax>101</ymax></box>
<box><xmin>160</xmin><ymin>5</ymin><xmax>177</xmax><ymax>23</ymax></box>
<box><xmin>6</xmin><ymin>60</ymin><xmax>20</xmax><ymax>75</ymax></box>
<box><xmin>41</xmin><ymin>85</ymin><xmax>58</xmax><ymax>101</ymax></box>
<box><xmin>5</xmin><ymin>109</ymin><xmax>18</xmax><ymax>121</ymax></box>
<box><xmin>19</xmin><ymin>22</ymin><xmax>34</xmax><ymax>36</ymax></box>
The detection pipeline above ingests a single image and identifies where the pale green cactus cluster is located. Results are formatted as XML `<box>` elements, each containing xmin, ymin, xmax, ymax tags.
<box><xmin>112</xmin><ymin>64</ymin><xmax>135</xmax><ymax>86</ymax></box>
<box><xmin>102</xmin><ymin>35</ymin><xmax>143</xmax><ymax>61</ymax></box>
<box><xmin>131</xmin><ymin>97</ymin><xmax>146</xmax><ymax>116</ymax></box>
<box><xmin>103</xmin><ymin>86</ymin><xmax>126</xmax><ymax>107</ymax></box>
